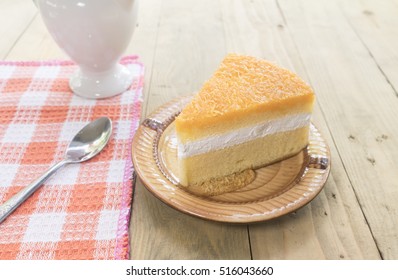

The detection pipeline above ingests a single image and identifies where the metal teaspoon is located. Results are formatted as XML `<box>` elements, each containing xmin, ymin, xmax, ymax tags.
<box><xmin>0</xmin><ymin>117</ymin><xmax>112</xmax><ymax>224</ymax></box>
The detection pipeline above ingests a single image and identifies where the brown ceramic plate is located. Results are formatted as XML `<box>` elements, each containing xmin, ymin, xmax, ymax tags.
<box><xmin>131</xmin><ymin>96</ymin><xmax>331</xmax><ymax>223</ymax></box>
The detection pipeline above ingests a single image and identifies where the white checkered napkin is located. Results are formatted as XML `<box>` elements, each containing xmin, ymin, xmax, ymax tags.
<box><xmin>0</xmin><ymin>56</ymin><xmax>144</xmax><ymax>259</ymax></box>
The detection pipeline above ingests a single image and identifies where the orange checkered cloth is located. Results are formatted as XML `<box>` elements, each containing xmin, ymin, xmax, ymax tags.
<box><xmin>0</xmin><ymin>56</ymin><xmax>143</xmax><ymax>259</ymax></box>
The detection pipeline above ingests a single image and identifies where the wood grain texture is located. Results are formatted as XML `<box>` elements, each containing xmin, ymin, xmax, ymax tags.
<box><xmin>220</xmin><ymin>0</ymin><xmax>381</xmax><ymax>259</ymax></box>
<box><xmin>276</xmin><ymin>0</ymin><xmax>398</xmax><ymax>259</ymax></box>
<box><xmin>1</xmin><ymin>0</ymin><xmax>397</xmax><ymax>260</ymax></box>
<box><xmin>5</xmin><ymin>15</ymin><xmax>66</xmax><ymax>60</ymax></box>
<box><xmin>0</xmin><ymin>0</ymin><xmax>37</xmax><ymax>59</ymax></box>
<box><xmin>144</xmin><ymin>0</ymin><xmax>227</xmax><ymax>113</ymax></box>
<box><xmin>126</xmin><ymin>0</ymin><xmax>164</xmax><ymax>119</ymax></box>
<box><xmin>338</xmin><ymin>0</ymin><xmax>398</xmax><ymax>96</ymax></box>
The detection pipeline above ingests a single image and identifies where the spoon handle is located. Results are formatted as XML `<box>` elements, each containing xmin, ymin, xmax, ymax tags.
<box><xmin>0</xmin><ymin>160</ymin><xmax>68</xmax><ymax>224</ymax></box>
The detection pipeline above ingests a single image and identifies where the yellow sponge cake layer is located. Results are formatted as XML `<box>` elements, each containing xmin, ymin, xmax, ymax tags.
<box><xmin>178</xmin><ymin>126</ymin><xmax>309</xmax><ymax>188</ymax></box>
<box><xmin>175</xmin><ymin>54</ymin><xmax>314</xmax><ymax>143</ymax></box>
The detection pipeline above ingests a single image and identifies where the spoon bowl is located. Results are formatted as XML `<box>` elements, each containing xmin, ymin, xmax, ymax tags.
<box><xmin>66</xmin><ymin>117</ymin><xmax>112</xmax><ymax>163</ymax></box>
<box><xmin>0</xmin><ymin>117</ymin><xmax>112</xmax><ymax>224</ymax></box>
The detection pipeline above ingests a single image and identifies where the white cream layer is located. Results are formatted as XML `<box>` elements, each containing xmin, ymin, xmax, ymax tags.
<box><xmin>177</xmin><ymin>112</ymin><xmax>311</xmax><ymax>158</ymax></box>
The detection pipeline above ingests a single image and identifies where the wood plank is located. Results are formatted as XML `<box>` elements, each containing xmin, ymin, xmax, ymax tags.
<box><xmin>144</xmin><ymin>0</ymin><xmax>228</xmax><ymax>113</ymax></box>
<box><xmin>275</xmin><ymin>0</ymin><xmax>398</xmax><ymax>259</ymax></box>
<box><xmin>220</xmin><ymin>0</ymin><xmax>380</xmax><ymax>260</ymax></box>
<box><xmin>130</xmin><ymin>0</ymin><xmax>251</xmax><ymax>259</ymax></box>
<box><xmin>5</xmin><ymin>15</ymin><xmax>66</xmax><ymax>60</ymax></box>
<box><xmin>126</xmin><ymin>0</ymin><xmax>165</xmax><ymax>119</ymax></box>
<box><xmin>0</xmin><ymin>0</ymin><xmax>37</xmax><ymax>59</ymax></box>
<box><xmin>338</xmin><ymin>0</ymin><xmax>398</xmax><ymax>96</ymax></box>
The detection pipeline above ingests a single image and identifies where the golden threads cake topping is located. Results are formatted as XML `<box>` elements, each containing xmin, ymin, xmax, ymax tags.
<box><xmin>176</xmin><ymin>54</ymin><xmax>314</xmax><ymax>123</ymax></box>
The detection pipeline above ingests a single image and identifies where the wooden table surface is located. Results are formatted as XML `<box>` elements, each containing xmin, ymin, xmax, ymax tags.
<box><xmin>2</xmin><ymin>0</ymin><xmax>398</xmax><ymax>260</ymax></box>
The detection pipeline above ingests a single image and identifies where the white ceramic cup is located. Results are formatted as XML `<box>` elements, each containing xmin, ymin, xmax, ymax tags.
<box><xmin>34</xmin><ymin>0</ymin><xmax>139</xmax><ymax>99</ymax></box>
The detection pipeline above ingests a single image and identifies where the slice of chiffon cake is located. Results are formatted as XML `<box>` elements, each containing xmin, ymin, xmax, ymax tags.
<box><xmin>175</xmin><ymin>54</ymin><xmax>315</xmax><ymax>196</ymax></box>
